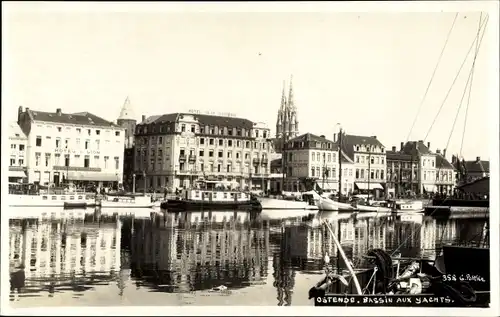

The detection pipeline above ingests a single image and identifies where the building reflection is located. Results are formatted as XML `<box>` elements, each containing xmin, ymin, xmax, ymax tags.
<box><xmin>8</xmin><ymin>211</ymin><xmax>122</xmax><ymax>299</ymax></box>
<box><xmin>126</xmin><ymin>211</ymin><xmax>269</xmax><ymax>293</ymax></box>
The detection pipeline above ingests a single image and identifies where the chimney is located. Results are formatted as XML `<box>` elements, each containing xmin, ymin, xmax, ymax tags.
<box><xmin>427</xmin><ymin>141</ymin><xmax>430</xmax><ymax>149</ymax></box>
<box><xmin>372</xmin><ymin>136</ymin><xmax>377</xmax><ymax>139</ymax></box>
<box><xmin>476</xmin><ymin>156</ymin><xmax>481</xmax><ymax>162</ymax></box>
<box><xmin>400</xmin><ymin>142</ymin><xmax>404</xmax><ymax>151</ymax></box>
<box><xmin>320</xmin><ymin>135</ymin><xmax>325</xmax><ymax>139</ymax></box>
<box><xmin>333</xmin><ymin>133</ymin><xmax>337</xmax><ymax>143</ymax></box>
<box><xmin>418</xmin><ymin>140</ymin><xmax>423</xmax><ymax>143</ymax></box>
<box><xmin>56</xmin><ymin>108</ymin><xmax>62</xmax><ymax>116</ymax></box>
<box><xmin>25</xmin><ymin>107</ymin><xmax>29</xmax><ymax>112</ymax></box>
<box><xmin>392</xmin><ymin>146</ymin><xmax>396</xmax><ymax>152</ymax></box>
<box><xmin>142</xmin><ymin>115</ymin><xmax>146</xmax><ymax>123</ymax></box>
<box><xmin>443</xmin><ymin>149</ymin><xmax>447</xmax><ymax>158</ymax></box>
<box><xmin>451</xmin><ymin>155</ymin><xmax>457</xmax><ymax>164</ymax></box>
<box><xmin>436</xmin><ymin>149</ymin><xmax>441</xmax><ymax>154</ymax></box>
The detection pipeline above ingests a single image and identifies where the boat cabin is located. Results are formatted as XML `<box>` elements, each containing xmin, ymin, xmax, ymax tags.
<box><xmin>181</xmin><ymin>180</ymin><xmax>252</xmax><ymax>202</ymax></box>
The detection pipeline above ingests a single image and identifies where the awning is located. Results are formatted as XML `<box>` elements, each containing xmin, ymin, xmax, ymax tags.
<box><xmin>316</xmin><ymin>182</ymin><xmax>337</xmax><ymax>191</ymax></box>
<box><xmin>355</xmin><ymin>182</ymin><xmax>383</xmax><ymax>190</ymax></box>
<box><xmin>8</xmin><ymin>170</ymin><xmax>27</xmax><ymax>178</ymax></box>
<box><xmin>67</xmin><ymin>171</ymin><xmax>119</xmax><ymax>182</ymax></box>
<box><xmin>423</xmin><ymin>184</ymin><xmax>438</xmax><ymax>193</ymax></box>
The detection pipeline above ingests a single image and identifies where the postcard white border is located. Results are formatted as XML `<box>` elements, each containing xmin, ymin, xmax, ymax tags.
<box><xmin>2</xmin><ymin>1</ymin><xmax>499</xmax><ymax>316</ymax></box>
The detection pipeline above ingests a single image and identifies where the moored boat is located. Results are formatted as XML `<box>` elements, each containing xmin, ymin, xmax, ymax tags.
<box><xmin>386</xmin><ymin>200</ymin><xmax>424</xmax><ymax>214</ymax></box>
<box><xmin>8</xmin><ymin>193</ymin><xmax>98</xmax><ymax>208</ymax></box>
<box><xmin>99</xmin><ymin>195</ymin><xmax>154</xmax><ymax>208</ymax></box>
<box><xmin>161</xmin><ymin>188</ymin><xmax>258</xmax><ymax>211</ymax></box>
<box><xmin>258</xmin><ymin>196</ymin><xmax>318</xmax><ymax>211</ymax></box>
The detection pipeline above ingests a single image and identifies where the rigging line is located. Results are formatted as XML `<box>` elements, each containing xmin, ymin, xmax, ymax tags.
<box><xmin>391</xmin><ymin>17</ymin><xmax>489</xmax><ymax>256</ymax></box>
<box><xmin>460</xmin><ymin>13</ymin><xmax>485</xmax><ymax>157</ymax></box>
<box><xmin>406</xmin><ymin>13</ymin><xmax>459</xmax><ymax>143</ymax></box>
<box><xmin>423</xmin><ymin>16</ymin><xmax>489</xmax><ymax>143</ymax></box>
<box><xmin>444</xmin><ymin>24</ymin><xmax>485</xmax><ymax>161</ymax></box>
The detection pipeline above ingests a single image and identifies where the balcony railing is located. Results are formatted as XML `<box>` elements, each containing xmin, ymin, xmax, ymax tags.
<box><xmin>252</xmin><ymin>158</ymin><xmax>260</xmax><ymax>165</ymax></box>
<box><xmin>53</xmin><ymin>166</ymin><xmax>102</xmax><ymax>172</ymax></box>
<box><xmin>179</xmin><ymin>154</ymin><xmax>186</xmax><ymax>163</ymax></box>
<box><xmin>188</xmin><ymin>155</ymin><xmax>196</xmax><ymax>163</ymax></box>
<box><xmin>261</xmin><ymin>158</ymin><xmax>269</xmax><ymax>165</ymax></box>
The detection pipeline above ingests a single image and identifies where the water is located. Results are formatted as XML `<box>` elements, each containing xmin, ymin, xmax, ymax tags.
<box><xmin>8</xmin><ymin>208</ymin><xmax>488</xmax><ymax>307</ymax></box>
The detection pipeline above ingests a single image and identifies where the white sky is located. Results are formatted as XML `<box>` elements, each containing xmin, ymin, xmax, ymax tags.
<box><xmin>2</xmin><ymin>2</ymin><xmax>498</xmax><ymax>161</ymax></box>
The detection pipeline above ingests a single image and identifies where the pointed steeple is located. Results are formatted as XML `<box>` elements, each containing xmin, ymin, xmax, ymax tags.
<box><xmin>280</xmin><ymin>80</ymin><xmax>287</xmax><ymax>111</ymax></box>
<box><xmin>287</xmin><ymin>75</ymin><xmax>295</xmax><ymax>110</ymax></box>
<box><xmin>118</xmin><ymin>96</ymin><xmax>136</xmax><ymax>121</ymax></box>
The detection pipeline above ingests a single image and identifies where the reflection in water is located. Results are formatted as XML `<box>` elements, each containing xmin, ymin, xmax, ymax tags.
<box><xmin>8</xmin><ymin>208</ymin><xmax>488</xmax><ymax>306</ymax></box>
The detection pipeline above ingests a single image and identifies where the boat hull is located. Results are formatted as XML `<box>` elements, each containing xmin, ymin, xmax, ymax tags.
<box><xmin>100</xmin><ymin>201</ymin><xmax>154</xmax><ymax>208</ymax></box>
<box><xmin>161</xmin><ymin>199</ymin><xmax>259</xmax><ymax>211</ymax></box>
<box><xmin>258</xmin><ymin>197</ymin><xmax>319</xmax><ymax>211</ymax></box>
<box><xmin>8</xmin><ymin>194</ymin><xmax>96</xmax><ymax>208</ymax></box>
<box><xmin>319</xmin><ymin>198</ymin><xmax>354</xmax><ymax>211</ymax></box>
<box><xmin>355</xmin><ymin>204</ymin><xmax>392</xmax><ymax>212</ymax></box>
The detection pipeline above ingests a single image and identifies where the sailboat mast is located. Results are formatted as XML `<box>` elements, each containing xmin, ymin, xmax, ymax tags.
<box><xmin>367</xmin><ymin>147</ymin><xmax>371</xmax><ymax>205</ymax></box>
<box><xmin>338</xmin><ymin>129</ymin><xmax>342</xmax><ymax>199</ymax></box>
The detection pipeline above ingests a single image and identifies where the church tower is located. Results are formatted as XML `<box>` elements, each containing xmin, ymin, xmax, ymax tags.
<box><xmin>275</xmin><ymin>76</ymin><xmax>299</xmax><ymax>152</ymax></box>
<box><xmin>117</xmin><ymin>96</ymin><xmax>137</xmax><ymax>149</ymax></box>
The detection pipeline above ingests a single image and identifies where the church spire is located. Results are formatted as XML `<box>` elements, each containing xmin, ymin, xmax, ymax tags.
<box><xmin>287</xmin><ymin>75</ymin><xmax>295</xmax><ymax>110</ymax></box>
<box><xmin>118</xmin><ymin>96</ymin><xmax>136</xmax><ymax>121</ymax></box>
<box><xmin>280</xmin><ymin>80</ymin><xmax>287</xmax><ymax>111</ymax></box>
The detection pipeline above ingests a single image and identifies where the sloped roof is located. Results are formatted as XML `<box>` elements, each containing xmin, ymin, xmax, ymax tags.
<box><xmin>463</xmin><ymin>159</ymin><xmax>490</xmax><ymax>174</ymax></box>
<box><xmin>435</xmin><ymin>154</ymin><xmax>455</xmax><ymax>170</ymax></box>
<box><xmin>457</xmin><ymin>176</ymin><xmax>489</xmax><ymax>194</ymax></box>
<box><xmin>136</xmin><ymin>113</ymin><xmax>254</xmax><ymax>129</ymax></box>
<box><xmin>338</xmin><ymin>133</ymin><xmax>384</xmax><ymax>160</ymax></box>
<box><xmin>386</xmin><ymin>150</ymin><xmax>412</xmax><ymax>162</ymax></box>
<box><xmin>9</xmin><ymin>122</ymin><xmax>27</xmax><ymax>139</ymax></box>
<box><xmin>401</xmin><ymin>141</ymin><xmax>432</xmax><ymax>156</ymax></box>
<box><xmin>28</xmin><ymin>109</ymin><xmax>117</xmax><ymax>127</ymax></box>
<box><xmin>288</xmin><ymin>133</ymin><xmax>338</xmax><ymax>150</ymax></box>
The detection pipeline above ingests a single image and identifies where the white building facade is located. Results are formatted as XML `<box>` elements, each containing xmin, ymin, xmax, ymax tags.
<box><xmin>134</xmin><ymin>111</ymin><xmax>274</xmax><ymax>192</ymax></box>
<box><xmin>337</xmin><ymin>133</ymin><xmax>387</xmax><ymax>199</ymax></box>
<box><xmin>8</xmin><ymin>121</ymin><xmax>28</xmax><ymax>183</ymax></box>
<box><xmin>17</xmin><ymin>106</ymin><xmax>125</xmax><ymax>187</ymax></box>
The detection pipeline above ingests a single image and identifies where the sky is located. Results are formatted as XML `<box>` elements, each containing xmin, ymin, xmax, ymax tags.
<box><xmin>2</xmin><ymin>2</ymin><xmax>499</xmax><ymax>161</ymax></box>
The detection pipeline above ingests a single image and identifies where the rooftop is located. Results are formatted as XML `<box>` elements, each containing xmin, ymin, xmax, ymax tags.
<box><xmin>25</xmin><ymin>108</ymin><xmax>117</xmax><ymax>127</ymax></box>
<box><xmin>137</xmin><ymin>112</ymin><xmax>255</xmax><ymax>130</ymax></box>
<box><xmin>9</xmin><ymin>121</ymin><xmax>27</xmax><ymax>139</ymax></box>
<box><xmin>435</xmin><ymin>154</ymin><xmax>455</xmax><ymax>170</ymax></box>
<box><xmin>117</xmin><ymin>97</ymin><xmax>136</xmax><ymax>121</ymax></box>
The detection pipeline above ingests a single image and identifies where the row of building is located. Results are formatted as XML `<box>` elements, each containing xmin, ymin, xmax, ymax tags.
<box><xmin>8</xmin><ymin>79</ymin><xmax>489</xmax><ymax>196</ymax></box>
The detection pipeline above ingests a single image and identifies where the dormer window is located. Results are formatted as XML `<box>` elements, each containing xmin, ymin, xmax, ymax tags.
<box><xmin>96</xmin><ymin>130</ymin><xmax>101</xmax><ymax>135</ymax></box>
<box><xmin>356</xmin><ymin>146</ymin><xmax>360</xmax><ymax>151</ymax></box>
<box><xmin>115</xmin><ymin>131</ymin><xmax>120</xmax><ymax>136</ymax></box>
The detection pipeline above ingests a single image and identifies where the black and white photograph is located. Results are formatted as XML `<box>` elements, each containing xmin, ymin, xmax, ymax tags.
<box><xmin>1</xmin><ymin>1</ymin><xmax>498</xmax><ymax>316</ymax></box>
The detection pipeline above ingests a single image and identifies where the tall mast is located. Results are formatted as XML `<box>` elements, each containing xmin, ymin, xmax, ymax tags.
<box><xmin>338</xmin><ymin>129</ymin><xmax>342</xmax><ymax>200</ymax></box>
<box><xmin>367</xmin><ymin>147</ymin><xmax>371</xmax><ymax>205</ymax></box>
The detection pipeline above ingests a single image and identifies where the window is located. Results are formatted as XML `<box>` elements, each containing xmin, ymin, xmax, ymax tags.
<box><xmin>245</xmin><ymin>141</ymin><xmax>250</xmax><ymax>148</ymax></box>
<box><xmin>191</xmin><ymin>125</ymin><xmax>195</xmax><ymax>133</ymax></box>
<box><xmin>200</xmin><ymin>138</ymin><xmax>205</xmax><ymax>145</ymax></box>
<box><xmin>64</xmin><ymin>154</ymin><xmax>70</xmax><ymax>167</ymax></box>
<box><xmin>245</xmin><ymin>153</ymin><xmax>249</xmax><ymax>159</ymax></box>
<box><xmin>181</xmin><ymin>124</ymin><xmax>186</xmax><ymax>132</ymax></box>
<box><xmin>371</xmin><ymin>157</ymin><xmax>374</xmax><ymax>164</ymax></box>
<box><xmin>36</xmin><ymin>136</ymin><xmax>42</xmax><ymax>147</ymax></box>
<box><xmin>219</xmin><ymin>139</ymin><xmax>223</xmax><ymax>146</ymax></box>
<box><xmin>55</xmin><ymin>154</ymin><xmax>61</xmax><ymax>165</ymax></box>
<box><xmin>95</xmin><ymin>140</ymin><xmax>100</xmax><ymax>150</ymax></box>
<box><xmin>87</xmin><ymin>129</ymin><xmax>91</xmax><ymax>135</ymax></box>
<box><xmin>200</xmin><ymin>163</ymin><xmax>204</xmax><ymax>172</ymax></box>
<box><xmin>114</xmin><ymin>156</ymin><xmax>119</xmax><ymax>169</ymax></box>
<box><xmin>355</xmin><ymin>169</ymin><xmax>360</xmax><ymax>179</ymax></box>
<box><xmin>263</xmin><ymin>131</ymin><xmax>267</xmax><ymax>138</ymax></box>
<box><xmin>115</xmin><ymin>131</ymin><xmax>120</xmax><ymax>136</ymax></box>
<box><xmin>19</xmin><ymin>144</ymin><xmax>25</xmax><ymax>151</ymax></box>
<box><xmin>237</xmin><ymin>140</ymin><xmax>241</xmax><ymax>147</ymax></box>
<box><xmin>199</xmin><ymin>150</ymin><xmax>204</xmax><ymax>157</ymax></box>
<box><xmin>312</xmin><ymin>153</ymin><xmax>315</xmax><ymax>161</ymax></box>
<box><xmin>56</xmin><ymin>138</ymin><xmax>61</xmax><ymax>148</ymax></box>
<box><xmin>218</xmin><ymin>151</ymin><xmax>223</xmax><ymax>158</ymax></box>
<box><xmin>57</xmin><ymin>127</ymin><xmax>62</xmax><ymax>132</ymax></box>
<box><xmin>228</xmin><ymin>140</ymin><xmax>233</xmax><ymax>147</ymax></box>
<box><xmin>85</xmin><ymin>140</ymin><xmax>90</xmax><ymax>150</ymax></box>
<box><xmin>11</xmin><ymin>144</ymin><xmax>16</xmax><ymax>149</ymax></box>
<box><xmin>180</xmin><ymin>149</ymin><xmax>185</xmax><ymax>156</ymax></box>
<box><xmin>18</xmin><ymin>158</ymin><xmax>24</xmax><ymax>166</ymax></box>
<box><xmin>209</xmin><ymin>138</ymin><xmax>214</xmax><ymax>145</ymax></box>
<box><xmin>104</xmin><ymin>156</ymin><xmax>109</xmax><ymax>168</ymax></box>
<box><xmin>381</xmin><ymin>158</ymin><xmax>384</xmax><ymax>164</ymax></box>
<box><xmin>76</xmin><ymin>128</ymin><xmax>81</xmax><ymax>134</ymax></box>
<box><xmin>94</xmin><ymin>156</ymin><xmax>99</xmax><ymax>167</ymax></box>
<box><xmin>209</xmin><ymin>150</ymin><xmax>214</xmax><ymax>157</ymax></box>
<box><xmin>159</xmin><ymin>137</ymin><xmax>163</xmax><ymax>144</ymax></box>
<box><xmin>227</xmin><ymin>164</ymin><xmax>232</xmax><ymax>172</ymax></box>
<box><xmin>65</xmin><ymin>139</ymin><xmax>69</xmax><ymax>149</ymax></box>
<box><xmin>45</xmin><ymin>154</ymin><xmax>51</xmax><ymax>167</ymax></box>
<box><xmin>360</xmin><ymin>169</ymin><xmax>365</xmax><ymax>179</ymax></box>
<box><xmin>84</xmin><ymin>155</ymin><xmax>90</xmax><ymax>168</ymax></box>
<box><xmin>96</xmin><ymin>130</ymin><xmax>101</xmax><ymax>135</ymax></box>
<box><xmin>236</xmin><ymin>152</ymin><xmax>240</xmax><ymax>159</ymax></box>
<box><xmin>227</xmin><ymin>151</ymin><xmax>232</xmax><ymax>158</ymax></box>
<box><xmin>217</xmin><ymin>164</ymin><xmax>221</xmax><ymax>172</ymax></box>
<box><xmin>10</xmin><ymin>157</ymin><xmax>15</xmax><ymax>166</ymax></box>
<box><xmin>311</xmin><ymin>168</ymin><xmax>315</xmax><ymax>177</ymax></box>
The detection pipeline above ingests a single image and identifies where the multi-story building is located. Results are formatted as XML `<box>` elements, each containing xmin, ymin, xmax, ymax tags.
<box><xmin>336</xmin><ymin>132</ymin><xmax>387</xmax><ymax>199</ymax></box>
<box><xmin>116</xmin><ymin>97</ymin><xmax>138</xmax><ymax>191</ymax></box>
<box><xmin>8</xmin><ymin>121</ymin><xmax>28</xmax><ymax>183</ymax></box>
<box><xmin>17</xmin><ymin>106</ymin><xmax>125</xmax><ymax>187</ymax></box>
<box><xmin>386</xmin><ymin>141</ymin><xmax>443</xmax><ymax>196</ymax></box>
<box><xmin>453</xmin><ymin>155</ymin><xmax>490</xmax><ymax>185</ymax></box>
<box><xmin>133</xmin><ymin>111</ymin><xmax>274</xmax><ymax>192</ymax></box>
<box><xmin>273</xmin><ymin>78</ymin><xmax>299</xmax><ymax>153</ymax></box>
<box><xmin>434</xmin><ymin>149</ymin><xmax>456</xmax><ymax>195</ymax></box>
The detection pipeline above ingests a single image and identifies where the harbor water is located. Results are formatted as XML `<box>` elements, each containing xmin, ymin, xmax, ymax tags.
<box><xmin>8</xmin><ymin>207</ymin><xmax>489</xmax><ymax>307</ymax></box>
